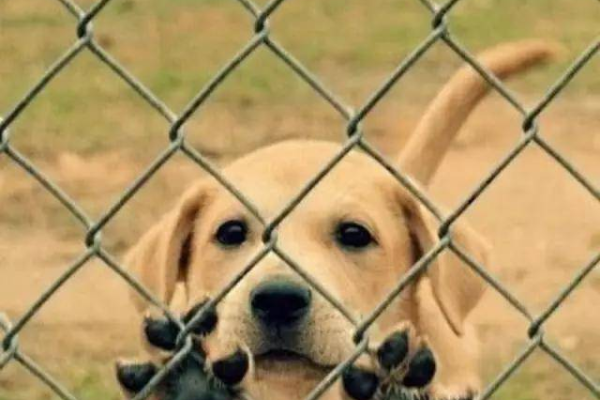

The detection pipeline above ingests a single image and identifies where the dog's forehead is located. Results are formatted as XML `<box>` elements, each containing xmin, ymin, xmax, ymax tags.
<box><xmin>220</xmin><ymin>140</ymin><xmax>397</xmax><ymax>214</ymax></box>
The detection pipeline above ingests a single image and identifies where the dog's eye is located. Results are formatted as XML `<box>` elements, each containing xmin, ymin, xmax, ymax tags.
<box><xmin>335</xmin><ymin>222</ymin><xmax>375</xmax><ymax>249</ymax></box>
<box><xmin>215</xmin><ymin>220</ymin><xmax>248</xmax><ymax>247</ymax></box>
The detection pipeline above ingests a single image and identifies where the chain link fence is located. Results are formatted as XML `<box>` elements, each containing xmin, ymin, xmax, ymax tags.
<box><xmin>1</xmin><ymin>0</ymin><xmax>599</xmax><ymax>399</ymax></box>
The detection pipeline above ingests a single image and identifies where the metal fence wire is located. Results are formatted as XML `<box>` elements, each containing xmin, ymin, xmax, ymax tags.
<box><xmin>1</xmin><ymin>0</ymin><xmax>599</xmax><ymax>399</ymax></box>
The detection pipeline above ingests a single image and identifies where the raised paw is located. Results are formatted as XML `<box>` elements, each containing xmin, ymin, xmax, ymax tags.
<box><xmin>143</xmin><ymin>302</ymin><xmax>218</xmax><ymax>352</ymax></box>
<box><xmin>116</xmin><ymin>302</ymin><xmax>249</xmax><ymax>400</ymax></box>
<box><xmin>343</xmin><ymin>326</ymin><xmax>436</xmax><ymax>400</ymax></box>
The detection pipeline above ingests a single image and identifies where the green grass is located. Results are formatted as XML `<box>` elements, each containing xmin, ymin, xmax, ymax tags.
<box><xmin>0</xmin><ymin>368</ymin><xmax>121</xmax><ymax>400</ymax></box>
<box><xmin>71</xmin><ymin>370</ymin><xmax>120</xmax><ymax>400</ymax></box>
<box><xmin>0</xmin><ymin>364</ymin><xmax>542</xmax><ymax>400</ymax></box>
<box><xmin>1</xmin><ymin>0</ymin><xmax>598</xmax><ymax>155</ymax></box>
<box><xmin>0</xmin><ymin>366</ymin><xmax>556</xmax><ymax>400</ymax></box>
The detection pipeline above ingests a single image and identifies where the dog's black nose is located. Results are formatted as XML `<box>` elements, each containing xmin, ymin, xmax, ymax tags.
<box><xmin>251</xmin><ymin>280</ymin><xmax>311</xmax><ymax>326</ymax></box>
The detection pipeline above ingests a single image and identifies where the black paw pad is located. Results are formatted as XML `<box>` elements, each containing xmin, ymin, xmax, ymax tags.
<box><xmin>212</xmin><ymin>350</ymin><xmax>249</xmax><ymax>386</ymax></box>
<box><xmin>402</xmin><ymin>347</ymin><xmax>436</xmax><ymax>388</ymax></box>
<box><xmin>116</xmin><ymin>362</ymin><xmax>157</xmax><ymax>393</ymax></box>
<box><xmin>144</xmin><ymin>316</ymin><xmax>179</xmax><ymax>351</ymax></box>
<box><xmin>183</xmin><ymin>302</ymin><xmax>218</xmax><ymax>335</ymax></box>
<box><xmin>377</xmin><ymin>330</ymin><xmax>409</xmax><ymax>370</ymax></box>
<box><xmin>342</xmin><ymin>366</ymin><xmax>379</xmax><ymax>400</ymax></box>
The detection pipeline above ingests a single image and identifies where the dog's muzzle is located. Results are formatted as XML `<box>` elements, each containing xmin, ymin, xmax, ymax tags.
<box><xmin>250</xmin><ymin>279</ymin><xmax>312</xmax><ymax>327</ymax></box>
<box><xmin>225</xmin><ymin>277</ymin><xmax>352</xmax><ymax>369</ymax></box>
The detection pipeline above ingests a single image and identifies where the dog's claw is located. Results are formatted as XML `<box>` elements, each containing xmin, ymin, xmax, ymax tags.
<box><xmin>144</xmin><ymin>316</ymin><xmax>179</xmax><ymax>351</ymax></box>
<box><xmin>343</xmin><ymin>327</ymin><xmax>437</xmax><ymax>400</ymax></box>
<box><xmin>183</xmin><ymin>302</ymin><xmax>218</xmax><ymax>335</ymax></box>
<box><xmin>212</xmin><ymin>349</ymin><xmax>250</xmax><ymax>386</ymax></box>
<box><xmin>143</xmin><ymin>301</ymin><xmax>218</xmax><ymax>352</ymax></box>
<box><xmin>116</xmin><ymin>361</ymin><xmax>157</xmax><ymax>394</ymax></box>
<box><xmin>120</xmin><ymin>301</ymin><xmax>247</xmax><ymax>400</ymax></box>
<box><xmin>343</xmin><ymin>366</ymin><xmax>380</xmax><ymax>400</ymax></box>
<box><xmin>403</xmin><ymin>347</ymin><xmax>436</xmax><ymax>388</ymax></box>
<box><xmin>377</xmin><ymin>330</ymin><xmax>409</xmax><ymax>371</ymax></box>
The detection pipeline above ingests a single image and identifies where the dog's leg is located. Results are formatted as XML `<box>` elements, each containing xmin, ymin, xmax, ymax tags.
<box><xmin>341</xmin><ymin>322</ymin><xmax>436</xmax><ymax>400</ymax></box>
<box><xmin>116</xmin><ymin>301</ymin><xmax>251</xmax><ymax>400</ymax></box>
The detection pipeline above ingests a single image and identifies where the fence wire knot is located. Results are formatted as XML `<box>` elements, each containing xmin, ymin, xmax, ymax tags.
<box><xmin>0</xmin><ymin>314</ymin><xmax>19</xmax><ymax>370</ymax></box>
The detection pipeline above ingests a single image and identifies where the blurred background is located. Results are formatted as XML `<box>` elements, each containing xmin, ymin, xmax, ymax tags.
<box><xmin>0</xmin><ymin>0</ymin><xmax>599</xmax><ymax>399</ymax></box>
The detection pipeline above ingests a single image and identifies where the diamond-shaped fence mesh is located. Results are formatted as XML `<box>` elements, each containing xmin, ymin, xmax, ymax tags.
<box><xmin>1</xmin><ymin>0</ymin><xmax>599</xmax><ymax>399</ymax></box>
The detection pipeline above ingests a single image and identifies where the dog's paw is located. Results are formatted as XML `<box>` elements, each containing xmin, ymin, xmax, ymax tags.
<box><xmin>342</xmin><ymin>325</ymin><xmax>436</xmax><ymax>400</ymax></box>
<box><xmin>116</xmin><ymin>302</ymin><xmax>249</xmax><ymax>400</ymax></box>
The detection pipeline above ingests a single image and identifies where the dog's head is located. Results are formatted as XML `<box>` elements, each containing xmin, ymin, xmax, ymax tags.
<box><xmin>126</xmin><ymin>140</ymin><xmax>487</xmax><ymax>373</ymax></box>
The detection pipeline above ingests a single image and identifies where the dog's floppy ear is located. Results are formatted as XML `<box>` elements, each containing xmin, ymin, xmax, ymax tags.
<box><xmin>125</xmin><ymin>182</ymin><xmax>210</xmax><ymax>313</ymax></box>
<box><xmin>403</xmin><ymin>200</ymin><xmax>489</xmax><ymax>336</ymax></box>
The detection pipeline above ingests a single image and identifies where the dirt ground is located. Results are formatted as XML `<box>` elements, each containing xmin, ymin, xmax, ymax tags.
<box><xmin>1</xmin><ymin>96</ymin><xmax>599</xmax><ymax>400</ymax></box>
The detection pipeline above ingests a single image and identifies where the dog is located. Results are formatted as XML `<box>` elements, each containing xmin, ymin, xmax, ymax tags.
<box><xmin>115</xmin><ymin>40</ymin><xmax>556</xmax><ymax>400</ymax></box>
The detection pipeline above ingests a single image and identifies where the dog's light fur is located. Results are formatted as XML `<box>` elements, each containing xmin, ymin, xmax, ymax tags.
<box><xmin>125</xmin><ymin>40</ymin><xmax>556</xmax><ymax>400</ymax></box>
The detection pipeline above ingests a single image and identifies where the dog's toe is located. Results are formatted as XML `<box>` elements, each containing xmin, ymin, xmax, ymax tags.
<box><xmin>342</xmin><ymin>366</ymin><xmax>380</xmax><ymax>400</ymax></box>
<box><xmin>116</xmin><ymin>350</ymin><xmax>242</xmax><ymax>400</ymax></box>
<box><xmin>116</xmin><ymin>361</ymin><xmax>157</xmax><ymax>394</ymax></box>
<box><xmin>211</xmin><ymin>349</ymin><xmax>250</xmax><ymax>386</ymax></box>
<box><xmin>183</xmin><ymin>302</ymin><xmax>218</xmax><ymax>335</ymax></box>
<box><xmin>345</xmin><ymin>325</ymin><xmax>436</xmax><ymax>399</ymax></box>
<box><xmin>122</xmin><ymin>301</ymin><xmax>247</xmax><ymax>400</ymax></box>
<box><xmin>143</xmin><ymin>301</ymin><xmax>218</xmax><ymax>353</ymax></box>
<box><xmin>402</xmin><ymin>346</ymin><xmax>436</xmax><ymax>389</ymax></box>
<box><xmin>376</xmin><ymin>330</ymin><xmax>409</xmax><ymax>371</ymax></box>
<box><xmin>144</xmin><ymin>316</ymin><xmax>179</xmax><ymax>351</ymax></box>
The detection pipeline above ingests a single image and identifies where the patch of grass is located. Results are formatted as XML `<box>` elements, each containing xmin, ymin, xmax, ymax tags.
<box><xmin>0</xmin><ymin>368</ymin><xmax>120</xmax><ymax>400</ymax></box>
<box><xmin>2</xmin><ymin>0</ymin><xmax>598</xmax><ymax>154</ymax></box>
<box><xmin>72</xmin><ymin>369</ymin><xmax>120</xmax><ymax>400</ymax></box>
<box><xmin>490</xmin><ymin>373</ymin><xmax>539</xmax><ymax>400</ymax></box>
<box><xmin>0</xmin><ymin>361</ymin><xmax>551</xmax><ymax>400</ymax></box>
<box><xmin>0</xmin><ymin>13</ymin><xmax>63</xmax><ymax>28</ymax></box>
<box><xmin>449</xmin><ymin>0</ymin><xmax>600</xmax><ymax>94</ymax></box>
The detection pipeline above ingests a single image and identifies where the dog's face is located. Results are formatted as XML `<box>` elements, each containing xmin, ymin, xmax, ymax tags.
<box><xmin>190</xmin><ymin>141</ymin><xmax>419</xmax><ymax>371</ymax></box>
<box><xmin>126</xmin><ymin>140</ymin><xmax>487</xmax><ymax>385</ymax></box>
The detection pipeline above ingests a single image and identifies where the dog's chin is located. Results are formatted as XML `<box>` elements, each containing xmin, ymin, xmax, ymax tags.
<box><xmin>254</xmin><ymin>349</ymin><xmax>332</xmax><ymax>376</ymax></box>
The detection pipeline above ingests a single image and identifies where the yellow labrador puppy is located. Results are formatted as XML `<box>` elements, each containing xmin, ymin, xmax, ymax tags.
<box><xmin>116</xmin><ymin>40</ymin><xmax>555</xmax><ymax>400</ymax></box>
